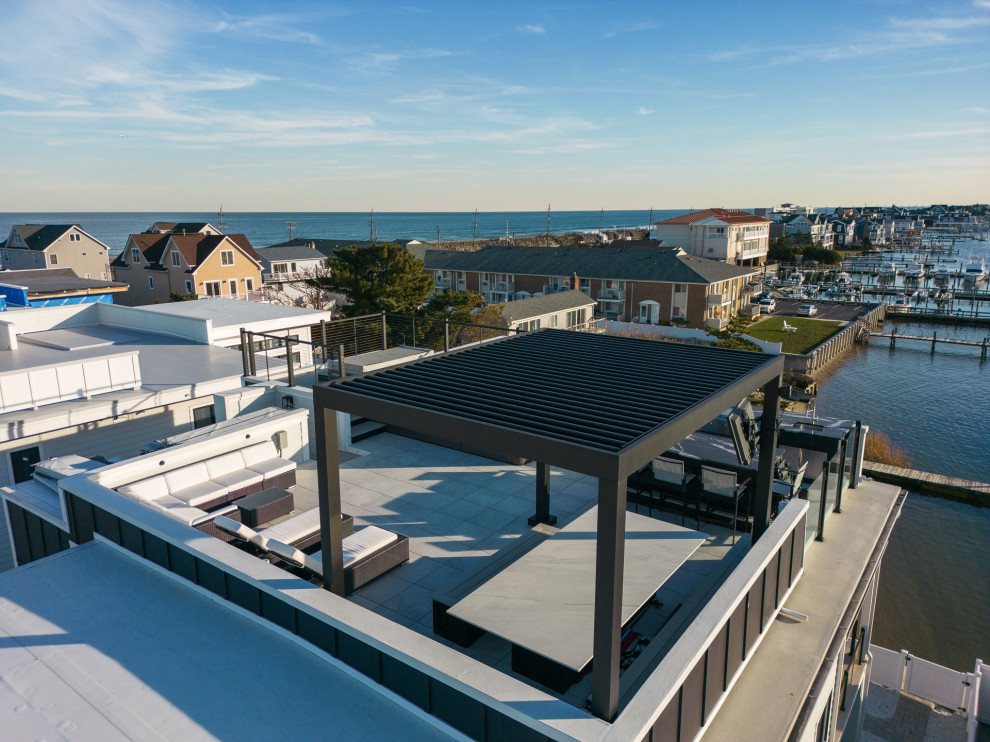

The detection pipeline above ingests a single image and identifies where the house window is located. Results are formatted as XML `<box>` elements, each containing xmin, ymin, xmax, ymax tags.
<box><xmin>228</xmin><ymin>279</ymin><xmax>238</xmax><ymax>294</ymax></box>
<box><xmin>171</xmin><ymin>251</ymin><xmax>181</xmax><ymax>267</ymax></box>
<box><xmin>245</xmin><ymin>278</ymin><xmax>254</xmax><ymax>291</ymax></box>
<box><xmin>204</xmin><ymin>281</ymin><xmax>221</xmax><ymax>296</ymax></box>
<box><xmin>102</xmin><ymin>273</ymin><xmax>107</xmax><ymax>279</ymax></box>
<box><xmin>131</xmin><ymin>248</ymin><xmax>141</xmax><ymax>263</ymax></box>
<box><xmin>551</xmin><ymin>315</ymin><xmax>558</xmax><ymax>327</ymax></box>
<box><xmin>220</xmin><ymin>250</ymin><xmax>234</xmax><ymax>266</ymax></box>
<box><xmin>49</xmin><ymin>254</ymin><xmax>58</xmax><ymax>265</ymax></box>
<box><xmin>273</xmin><ymin>263</ymin><xmax>288</xmax><ymax>274</ymax></box>
<box><xmin>148</xmin><ymin>276</ymin><xmax>154</xmax><ymax>289</ymax></box>
<box><xmin>192</xmin><ymin>404</ymin><xmax>216</xmax><ymax>430</ymax></box>
<box><xmin>675</xmin><ymin>283</ymin><xmax>687</xmax><ymax>293</ymax></box>
<box><xmin>185</xmin><ymin>280</ymin><xmax>193</xmax><ymax>293</ymax></box>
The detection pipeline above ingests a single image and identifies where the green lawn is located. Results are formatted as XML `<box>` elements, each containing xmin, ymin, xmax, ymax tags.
<box><xmin>745</xmin><ymin>316</ymin><xmax>843</xmax><ymax>354</ymax></box>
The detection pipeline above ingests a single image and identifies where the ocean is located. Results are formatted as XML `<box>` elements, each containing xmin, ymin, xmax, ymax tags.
<box><xmin>0</xmin><ymin>210</ymin><xmax>683</xmax><ymax>256</ymax></box>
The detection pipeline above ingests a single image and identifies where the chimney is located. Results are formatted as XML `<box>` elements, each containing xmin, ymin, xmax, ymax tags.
<box><xmin>572</xmin><ymin>272</ymin><xmax>579</xmax><ymax>291</ymax></box>
<box><xmin>310</xmin><ymin>241</ymin><xmax>316</xmax><ymax>249</ymax></box>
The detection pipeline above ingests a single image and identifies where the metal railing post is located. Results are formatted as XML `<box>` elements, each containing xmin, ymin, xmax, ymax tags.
<box><xmin>247</xmin><ymin>331</ymin><xmax>257</xmax><ymax>376</ymax></box>
<box><xmin>381</xmin><ymin>311</ymin><xmax>387</xmax><ymax>350</ymax></box>
<box><xmin>444</xmin><ymin>319</ymin><xmax>450</xmax><ymax>352</ymax></box>
<box><xmin>239</xmin><ymin>328</ymin><xmax>250</xmax><ymax>376</ymax></box>
<box><xmin>337</xmin><ymin>343</ymin><xmax>346</xmax><ymax>379</ymax></box>
<box><xmin>411</xmin><ymin>316</ymin><xmax>417</xmax><ymax>348</ymax></box>
<box><xmin>286</xmin><ymin>337</ymin><xmax>295</xmax><ymax>387</ymax></box>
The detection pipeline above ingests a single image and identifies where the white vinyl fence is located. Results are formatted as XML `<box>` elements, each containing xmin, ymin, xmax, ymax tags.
<box><xmin>871</xmin><ymin>645</ymin><xmax>984</xmax><ymax>742</ymax></box>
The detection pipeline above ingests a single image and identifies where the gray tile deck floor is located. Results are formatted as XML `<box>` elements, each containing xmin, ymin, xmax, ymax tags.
<box><xmin>272</xmin><ymin>432</ymin><xmax>740</xmax><ymax>702</ymax></box>
<box><xmin>862</xmin><ymin>683</ymin><xmax>986</xmax><ymax>742</ymax></box>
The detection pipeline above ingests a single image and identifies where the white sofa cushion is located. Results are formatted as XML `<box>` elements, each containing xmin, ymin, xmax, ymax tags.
<box><xmin>259</xmin><ymin>508</ymin><xmax>320</xmax><ymax>545</ymax></box>
<box><xmin>245</xmin><ymin>457</ymin><xmax>295</xmax><ymax>479</ymax></box>
<box><xmin>206</xmin><ymin>452</ymin><xmax>249</xmax><ymax>479</ymax></box>
<box><xmin>148</xmin><ymin>495</ymin><xmax>205</xmax><ymax>526</ymax></box>
<box><xmin>164</xmin><ymin>462</ymin><xmax>210</xmax><ymax>494</ymax></box>
<box><xmin>171</xmin><ymin>480</ymin><xmax>228</xmax><ymax>508</ymax></box>
<box><xmin>266</xmin><ymin>539</ymin><xmax>308</xmax><ymax>567</ymax></box>
<box><xmin>241</xmin><ymin>440</ymin><xmax>279</xmax><ymax>467</ymax></box>
<box><xmin>118</xmin><ymin>476</ymin><xmax>169</xmax><ymax>502</ymax></box>
<box><xmin>302</xmin><ymin>526</ymin><xmax>397</xmax><ymax>575</ymax></box>
<box><xmin>210</xmin><ymin>468</ymin><xmax>263</xmax><ymax>493</ymax></box>
<box><xmin>214</xmin><ymin>515</ymin><xmax>258</xmax><ymax>542</ymax></box>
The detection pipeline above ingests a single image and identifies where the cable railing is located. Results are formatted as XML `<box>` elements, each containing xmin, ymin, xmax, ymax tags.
<box><xmin>238</xmin><ymin>311</ymin><xmax>521</xmax><ymax>385</ymax></box>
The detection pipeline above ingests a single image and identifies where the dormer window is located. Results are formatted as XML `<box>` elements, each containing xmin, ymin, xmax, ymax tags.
<box><xmin>131</xmin><ymin>248</ymin><xmax>141</xmax><ymax>263</ymax></box>
<box><xmin>49</xmin><ymin>254</ymin><xmax>58</xmax><ymax>265</ymax></box>
<box><xmin>171</xmin><ymin>251</ymin><xmax>181</xmax><ymax>267</ymax></box>
<box><xmin>220</xmin><ymin>250</ymin><xmax>234</xmax><ymax>266</ymax></box>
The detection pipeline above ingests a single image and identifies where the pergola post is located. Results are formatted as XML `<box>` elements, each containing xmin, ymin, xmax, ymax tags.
<box><xmin>528</xmin><ymin>462</ymin><xmax>557</xmax><ymax>526</ymax></box>
<box><xmin>315</xmin><ymin>406</ymin><xmax>346</xmax><ymax>596</ymax></box>
<box><xmin>591</xmin><ymin>475</ymin><xmax>626</xmax><ymax>721</ymax></box>
<box><xmin>753</xmin><ymin>374</ymin><xmax>780</xmax><ymax>541</ymax></box>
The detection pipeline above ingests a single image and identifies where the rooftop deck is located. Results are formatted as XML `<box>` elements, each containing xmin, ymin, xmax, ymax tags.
<box><xmin>259</xmin><ymin>432</ymin><xmax>742</xmax><ymax>706</ymax></box>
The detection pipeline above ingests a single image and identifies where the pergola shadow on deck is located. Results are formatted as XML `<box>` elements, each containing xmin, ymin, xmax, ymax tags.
<box><xmin>313</xmin><ymin>329</ymin><xmax>784</xmax><ymax>721</ymax></box>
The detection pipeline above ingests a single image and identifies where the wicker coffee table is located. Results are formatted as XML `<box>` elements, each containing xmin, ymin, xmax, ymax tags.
<box><xmin>236</xmin><ymin>488</ymin><xmax>294</xmax><ymax>528</ymax></box>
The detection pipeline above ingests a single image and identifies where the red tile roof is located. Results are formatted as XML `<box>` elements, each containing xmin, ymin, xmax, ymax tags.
<box><xmin>656</xmin><ymin>209</ymin><xmax>770</xmax><ymax>226</ymax></box>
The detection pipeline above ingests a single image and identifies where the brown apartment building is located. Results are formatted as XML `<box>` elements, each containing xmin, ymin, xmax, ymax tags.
<box><xmin>111</xmin><ymin>223</ymin><xmax>262</xmax><ymax>306</ymax></box>
<box><xmin>1</xmin><ymin>225</ymin><xmax>112</xmax><ymax>280</ymax></box>
<box><xmin>424</xmin><ymin>244</ymin><xmax>760</xmax><ymax>330</ymax></box>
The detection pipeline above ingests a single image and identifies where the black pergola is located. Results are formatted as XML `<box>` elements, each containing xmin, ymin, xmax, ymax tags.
<box><xmin>312</xmin><ymin>329</ymin><xmax>784</xmax><ymax>720</ymax></box>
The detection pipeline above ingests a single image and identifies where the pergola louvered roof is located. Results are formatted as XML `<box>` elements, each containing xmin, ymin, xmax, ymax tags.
<box><xmin>315</xmin><ymin>329</ymin><xmax>784</xmax><ymax>479</ymax></box>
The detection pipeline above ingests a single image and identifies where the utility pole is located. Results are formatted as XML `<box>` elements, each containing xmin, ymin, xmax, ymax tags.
<box><xmin>369</xmin><ymin>208</ymin><xmax>374</xmax><ymax>243</ymax></box>
<box><xmin>473</xmin><ymin>208</ymin><xmax>478</xmax><ymax>249</ymax></box>
<box><xmin>284</xmin><ymin>221</ymin><xmax>296</xmax><ymax>240</ymax></box>
<box><xmin>546</xmin><ymin>204</ymin><xmax>551</xmax><ymax>246</ymax></box>
<box><xmin>599</xmin><ymin>208</ymin><xmax>603</xmax><ymax>233</ymax></box>
<box><xmin>436</xmin><ymin>225</ymin><xmax>440</xmax><ymax>250</ymax></box>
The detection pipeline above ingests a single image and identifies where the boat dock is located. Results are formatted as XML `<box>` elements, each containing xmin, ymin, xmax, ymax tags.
<box><xmin>863</xmin><ymin>462</ymin><xmax>990</xmax><ymax>506</ymax></box>
<box><xmin>871</xmin><ymin>327</ymin><xmax>990</xmax><ymax>358</ymax></box>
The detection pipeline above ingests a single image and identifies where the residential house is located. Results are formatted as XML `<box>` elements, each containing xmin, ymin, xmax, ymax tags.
<box><xmin>653</xmin><ymin>209</ymin><xmax>770</xmax><ymax>266</ymax></box>
<box><xmin>497</xmin><ymin>289</ymin><xmax>597</xmax><ymax>331</ymax></box>
<box><xmin>111</xmin><ymin>223</ymin><xmax>262</xmax><ymax>305</ymax></box>
<box><xmin>783</xmin><ymin>214</ymin><xmax>813</xmax><ymax>236</ymax></box>
<box><xmin>0</xmin><ymin>268</ymin><xmax>127</xmax><ymax>310</ymax></box>
<box><xmin>0</xmin><ymin>225</ymin><xmax>112</xmax><ymax>280</ymax></box>
<box><xmin>425</xmin><ymin>244</ymin><xmax>760</xmax><ymax>330</ymax></box>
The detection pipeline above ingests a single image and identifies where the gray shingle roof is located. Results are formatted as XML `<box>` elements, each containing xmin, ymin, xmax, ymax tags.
<box><xmin>0</xmin><ymin>268</ymin><xmax>126</xmax><ymax>294</ymax></box>
<box><xmin>9</xmin><ymin>225</ymin><xmax>74</xmax><ymax>251</ymax></box>
<box><xmin>499</xmin><ymin>290</ymin><xmax>596</xmax><ymax>322</ymax></box>
<box><xmin>423</xmin><ymin>245</ymin><xmax>758</xmax><ymax>285</ymax></box>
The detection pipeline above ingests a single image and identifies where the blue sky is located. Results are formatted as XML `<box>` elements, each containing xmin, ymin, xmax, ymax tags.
<box><xmin>0</xmin><ymin>0</ymin><xmax>987</xmax><ymax>211</ymax></box>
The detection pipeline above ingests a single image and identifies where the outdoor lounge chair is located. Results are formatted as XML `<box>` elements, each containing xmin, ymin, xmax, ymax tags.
<box><xmin>772</xmin><ymin>460</ymin><xmax>809</xmax><ymax>514</ymax></box>
<box><xmin>647</xmin><ymin>457</ymin><xmax>697</xmax><ymax>524</ymax></box>
<box><xmin>782</xmin><ymin>321</ymin><xmax>798</xmax><ymax>332</ymax></box>
<box><xmin>700</xmin><ymin>465</ymin><xmax>751</xmax><ymax>543</ymax></box>
<box><xmin>294</xmin><ymin>526</ymin><xmax>409</xmax><ymax>595</ymax></box>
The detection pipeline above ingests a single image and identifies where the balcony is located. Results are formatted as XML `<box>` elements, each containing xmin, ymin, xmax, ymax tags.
<box><xmin>481</xmin><ymin>280</ymin><xmax>515</xmax><ymax>293</ymax></box>
<box><xmin>435</xmin><ymin>278</ymin><xmax>452</xmax><ymax>290</ymax></box>
<box><xmin>706</xmin><ymin>316</ymin><xmax>730</xmax><ymax>330</ymax></box>
<box><xmin>597</xmin><ymin>288</ymin><xmax>626</xmax><ymax>302</ymax></box>
<box><xmin>543</xmin><ymin>283</ymin><xmax>571</xmax><ymax>294</ymax></box>
<box><xmin>707</xmin><ymin>293</ymin><xmax>727</xmax><ymax>307</ymax></box>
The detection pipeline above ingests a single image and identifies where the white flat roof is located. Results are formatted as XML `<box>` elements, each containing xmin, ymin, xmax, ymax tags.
<box><xmin>0</xmin><ymin>542</ymin><xmax>458</xmax><ymax>742</ymax></box>
<box><xmin>136</xmin><ymin>299</ymin><xmax>334</xmax><ymax>328</ymax></box>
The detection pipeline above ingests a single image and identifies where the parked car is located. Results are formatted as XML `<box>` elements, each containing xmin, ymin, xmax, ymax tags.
<box><xmin>759</xmin><ymin>298</ymin><xmax>776</xmax><ymax>313</ymax></box>
<box><xmin>798</xmin><ymin>304</ymin><xmax>818</xmax><ymax>316</ymax></box>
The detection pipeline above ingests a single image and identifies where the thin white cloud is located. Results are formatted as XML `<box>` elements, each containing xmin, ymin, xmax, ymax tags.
<box><xmin>890</xmin><ymin>15</ymin><xmax>990</xmax><ymax>30</ymax></box>
<box><xmin>518</xmin><ymin>24</ymin><xmax>546</xmax><ymax>35</ymax></box>
<box><xmin>212</xmin><ymin>13</ymin><xmax>324</xmax><ymax>44</ymax></box>
<box><xmin>347</xmin><ymin>48</ymin><xmax>453</xmax><ymax>74</ymax></box>
<box><xmin>883</xmin><ymin>127</ymin><xmax>990</xmax><ymax>139</ymax></box>
<box><xmin>0</xmin><ymin>86</ymin><xmax>46</xmax><ymax>102</ymax></box>
<box><xmin>638</xmin><ymin>107</ymin><xmax>655</xmax><ymax>115</ymax></box>
<box><xmin>603</xmin><ymin>21</ymin><xmax>655</xmax><ymax>39</ymax></box>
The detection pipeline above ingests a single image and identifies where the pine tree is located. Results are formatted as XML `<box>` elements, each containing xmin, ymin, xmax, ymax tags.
<box><xmin>309</xmin><ymin>242</ymin><xmax>434</xmax><ymax>317</ymax></box>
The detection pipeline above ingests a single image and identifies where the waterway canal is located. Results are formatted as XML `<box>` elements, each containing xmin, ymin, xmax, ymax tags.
<box><xmin>814</xmin><ymin>320</ymin><xmax>989</xmax><ymax>671</ymax></box>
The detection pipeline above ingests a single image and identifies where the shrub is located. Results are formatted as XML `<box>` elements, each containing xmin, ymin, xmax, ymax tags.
<box><xmin>863</xmin><ymin>431</ymin><xmax>912</xmax><ymax>468</ymax></box>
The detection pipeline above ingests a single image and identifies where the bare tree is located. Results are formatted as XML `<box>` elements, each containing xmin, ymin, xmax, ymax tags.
<box><xmin>260</xmin><ymin>260</ymin><xmax>340</xmax><ymax>311</ymax></box>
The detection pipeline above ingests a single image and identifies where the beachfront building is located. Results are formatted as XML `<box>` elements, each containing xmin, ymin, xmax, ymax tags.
<box><xmin>497</xmin><ymin>289</ymin><xmax>597</xmax><ymax>331</ymax></box>
<box><xmin>0</xmin><ymin>224</ymin><xmax>112</xmax><ymax>280</ymax></box>
<box><xmin>111</xmin><ymin>223</ymin><xmax>263</xmax><ymax>306</ymax></box>
<box><xmin>653</xmin><ymin>209</ymin><xmax>770</xmax><ymax>266</ymax></box>
<box><xmin>0</xmin><ymin>327</ymin><xmax>905</xmax><ymax>742</ymax></box>
<box><xmin>424</xmin><ymin>244</ymin><xmax>760</xmax><ymax>330</ymax></box>
<box><xmin>256</xmin><ymin>240</ymin><xmax>341</xmax><ymax>309</ymax></box>
<box><xmin>0</xmin><ymin>268</ymin><xmax>127</xmax><ymax>310</ymax></box>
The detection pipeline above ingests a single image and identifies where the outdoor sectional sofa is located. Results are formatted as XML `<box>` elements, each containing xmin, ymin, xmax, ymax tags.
<box><xmin>115</xmin><ymin>440</ymin><xmax>297</xmax><ymax>540</ymax></box>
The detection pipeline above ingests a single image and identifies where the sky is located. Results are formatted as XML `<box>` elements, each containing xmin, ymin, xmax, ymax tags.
<box><xmin>0</xmin><ymin>0</ymin><xmax>988</xmax><ymax>211</ymax></box>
